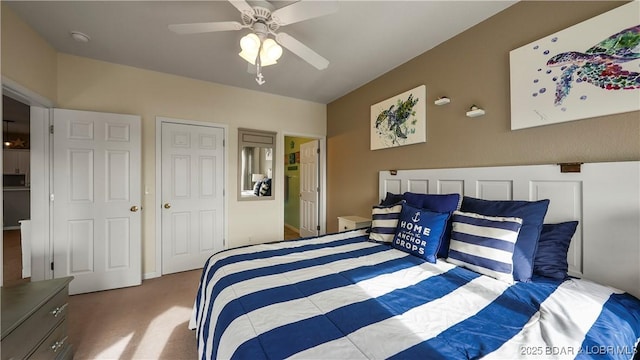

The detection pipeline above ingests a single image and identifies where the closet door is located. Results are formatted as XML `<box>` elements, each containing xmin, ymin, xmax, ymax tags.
<box><xmin>161</xmin><ymin>121</ymin><xmax>225</xmax><ymax>274</ymax></box>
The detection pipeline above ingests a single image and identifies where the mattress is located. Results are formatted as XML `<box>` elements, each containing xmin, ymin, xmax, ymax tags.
<box><xmin>189</xmin><ymin>229</ymin><xmax>640</xmax><ymax>359</ymax></box>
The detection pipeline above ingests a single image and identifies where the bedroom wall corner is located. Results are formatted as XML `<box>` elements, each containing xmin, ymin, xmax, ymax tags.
<box><xmin>326</xmin><ymin>1</ymin><xmax>639</xmax><ymax>232</ymax></box>
<box><xmin>1</xmin><ymin>3</ymin><xmax>58</xmax><ymax>102</ymax></box>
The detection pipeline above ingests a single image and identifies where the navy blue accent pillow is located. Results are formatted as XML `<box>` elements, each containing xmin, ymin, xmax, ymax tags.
<box><xmin>403</xmin><ymin>192</ymin><xmax>461</xmax><ymax>213</ymax></box>
<box><xmin>259</xmin><ymin>178</ymin><xmax>272</xmax><ymax>196</ymax></box>
<box><xmin>392</xmin><ymin>203</ymin><xmax>450</xmax><ymax>263</ymax></box>
<box><xmin>402</xmin><ymin>192</ymin><xmax>461</xmax><ymax>259</ymax></box>
<box><xmin>460</xmin><ymin>196</ymin><xmax>550</xmax><ymax>283</ymax></box>
<box><xmin>533</xmin><ymin>221</ymin><xmax>578</xmax><ymax>280</ymax></box>
<box><xmin>380</xmin><ymin>192</ymin><xmax>404</xmax><ymax>206</ymax></box>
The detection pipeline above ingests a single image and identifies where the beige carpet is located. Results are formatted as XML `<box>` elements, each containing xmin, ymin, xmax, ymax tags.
<box><xmin>69</xmin><ymin>269</ymin><xmax>201</xmax><ymax>359</ymax></box>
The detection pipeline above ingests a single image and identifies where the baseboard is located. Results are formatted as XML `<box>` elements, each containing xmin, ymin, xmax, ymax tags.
<box><xmin>284</xmin><ymin>223</ymin><xmax>299</xmax><ymax>233</ymax></box>
<box><xmin>143</xmin><ymin>271</ymin><xmax>160</xmax><ymax>280</ymax></box>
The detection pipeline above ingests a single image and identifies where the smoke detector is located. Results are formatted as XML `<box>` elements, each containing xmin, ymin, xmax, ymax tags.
<box><xmin>70</xmin><ymin>31</ymin><xmax>90</xmax><ymax>43</ymax></box>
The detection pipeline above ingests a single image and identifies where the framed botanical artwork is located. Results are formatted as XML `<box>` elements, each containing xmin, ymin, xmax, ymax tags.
<box><xmin>370</xmin><ymin>85</ymin><xmax>426</xmax><ymax>150</ymax></box>
<box><xmin>510</xmin><ymin>1</ymin><xmax>640</xmax><ymax>130</ymax></box>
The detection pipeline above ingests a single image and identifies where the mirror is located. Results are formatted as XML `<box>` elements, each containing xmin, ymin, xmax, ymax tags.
<box><xmin>238</xmin><ymin>128</ymin><xmax>276</xmax><ymax>201</ymax></box>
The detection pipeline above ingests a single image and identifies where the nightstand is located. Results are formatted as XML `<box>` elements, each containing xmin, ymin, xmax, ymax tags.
<box><xmin>337</xmin><ymin>216</ymin><xmax>372</xmax><ymax>232</ymax></box>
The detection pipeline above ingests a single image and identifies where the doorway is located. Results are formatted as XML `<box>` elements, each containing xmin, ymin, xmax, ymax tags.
<box><xmin>283</xmin><ymin>136</ymin><xmax>321</xmax><ymax>240</ymax></box>
<box><xmin>2</xmin><ymin>95</ymin><xmax>31</xmax><ymax>287</ymax></box>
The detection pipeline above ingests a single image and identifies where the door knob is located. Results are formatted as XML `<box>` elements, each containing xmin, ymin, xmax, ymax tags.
<box><xmin>164</xmin><ymin>203</ymin><xmax>171</xmax><ymax>209</ymax></box>
<box><xmin>130</xmin><ymin>206</ymin><xmax>139</xmax><ymax>212</ymax></box>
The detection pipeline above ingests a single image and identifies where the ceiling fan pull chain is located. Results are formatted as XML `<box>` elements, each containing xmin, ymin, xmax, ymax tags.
<box><xmin>256</xmin><ymin>71</ymin><xmax>265</xmax><ymax>85</ymax></box>
<box><xmin>255</xmin><ymin>44</ymin><xmax>266</xmax><ymax>85</ymax></box>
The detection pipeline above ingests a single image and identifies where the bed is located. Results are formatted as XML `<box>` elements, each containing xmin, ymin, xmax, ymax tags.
<box><xmin>190</xmin><ymin>161</ymin><xmax>640</xmax><ymax>359</ymax></box>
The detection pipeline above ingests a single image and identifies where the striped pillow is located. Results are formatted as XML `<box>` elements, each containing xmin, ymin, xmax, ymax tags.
<box><xmin>446</xmin><ymin>210</ymin><xmax>523</xmax><ymax>284</ymax></box>
<box><xmin>369</xmin><ymin>201</ymin><xmax>404</xmax><ymax>243</ymax></box>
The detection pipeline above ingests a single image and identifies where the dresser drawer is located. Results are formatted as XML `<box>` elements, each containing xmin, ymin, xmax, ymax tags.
<box><xmin>30</xmin><ymin>320</ymin><xmax>71</xmax><ymax>360</ymax></box>
<box><xmin>1</xmin><ymin>287</ymin><xmax>69</xmax><ymax>360</ymax></box>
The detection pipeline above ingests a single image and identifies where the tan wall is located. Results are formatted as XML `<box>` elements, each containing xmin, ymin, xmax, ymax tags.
<box><xmin>1</xmin><ymin>4</ymin><xmax>57</xmax><ymax>101</ymax></box>
<box><xmin>326</xmin><ymin>1</ymin><xmax>640</xmax><ymax>231</ymax></box>
<box><xmin>56</xmin><ymin>54</ymin><xmax>326</xmax><ymax>276</ymax></box>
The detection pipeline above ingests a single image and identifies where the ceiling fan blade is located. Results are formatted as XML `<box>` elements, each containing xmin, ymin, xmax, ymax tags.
<box><xmin>276</xmin><ymin>32</ymin><xmax>329</xmax><ymax>70</ymax></box>
<box><xmin>168</xmin><ymin>21</ymin><xmax>243</xmax><ymax>34</ymax></box>
<box><xmin>272</xmin><ymin>1</ymin><xmax>338</xmax><ymax>26</ymax></box>
<box><xmin>228</xmin><ymin>0</ymin><xmax>254</xmax><ymax>15</ymax></box>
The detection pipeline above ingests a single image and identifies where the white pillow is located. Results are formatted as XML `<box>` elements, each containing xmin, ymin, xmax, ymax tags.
<box><xmin>369</xmin><ymin>201</ymin><xmax>404</xmax><ymax>243</ymax></box>
<box><xmin>446</xmin><ymin>210</ymin><xmax>523</xmax><ymax>284</ymax></box>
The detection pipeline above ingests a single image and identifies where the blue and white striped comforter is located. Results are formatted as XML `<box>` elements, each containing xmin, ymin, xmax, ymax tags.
<box><xmin>189</xmin><ymin>229</ymin><xmax>640</xmax><ymax>359</ymax></box>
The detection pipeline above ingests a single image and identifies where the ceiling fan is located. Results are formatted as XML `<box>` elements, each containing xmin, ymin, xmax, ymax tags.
<box><xmin>168</xmin><ymin>0</ymin><xmax>338</xmax><ymax>85</ymax></box>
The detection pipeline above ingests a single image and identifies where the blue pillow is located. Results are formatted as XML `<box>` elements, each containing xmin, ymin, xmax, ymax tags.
<box><xmin>460</xmin><ymin>196</ymin><xmax>550</xmax><ymax>282</ymax></box>
<box><xmin>369</xmin><ymin>201</ymin><xmax>404</xmax><ymax>243</ymax></box>
<box><xmin>259</xmin><ymin>178</ymin><xmax>271</xmax><ymax>196</ymax></box>
<box><xmin>380</xmin><ymin>192</ymin><xmax>404</xmax><ymax>206</ymax></box>
<box><xmin>533</xmin><ymin>221</ymin><xmax>578</xmax><ymax>280</ymax></box>
<box><xmin>447</xmin><ymin>211</ymin><xmax>523</xmax><ymax>283</ymax></box>
<box><xmin>392</xmin><ymin>203</ymin><xmax>449</xmax><ymax>263</ymax></box>
<box><xmin>402</xmin><ymin>192</ymin><xmax>461</xmax><ymax>259</ymax></box>
<box><xmin>402</xmin><ymin>192</ymin><xmax>461</xmax><ymax>213</ymax></box>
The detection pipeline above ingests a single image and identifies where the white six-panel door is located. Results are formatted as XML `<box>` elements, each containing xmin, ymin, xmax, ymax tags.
<box><xmin>53</xmin><ymin>109</ymin><xmax>141</xmax><ymax>295</ymax></box>
<box><xmin>161</xmin><ymin>122</ymin><xmax>225</xmax><ymax>274</ymax></box>
<box><xmin>299</xmin><ymin>140</ymin><xmax>319</xmax><ymax>237</ymax></box>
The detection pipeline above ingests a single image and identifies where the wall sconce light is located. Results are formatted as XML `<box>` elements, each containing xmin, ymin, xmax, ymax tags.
<box><xmin>466</xmin><ymin>104</ymin><xmax>485</xmax><ymax>118</ymax></box>
<box><xmin>434</xmin><ymin>96</ymin><xmax>451</xmax><ymax>106</ymax></box>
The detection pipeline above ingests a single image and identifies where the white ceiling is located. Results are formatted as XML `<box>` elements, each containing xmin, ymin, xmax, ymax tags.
<box><xmin>6</xmin><ymin>1</ymin><xmax>517</xmax><ymax>104</ymax></box>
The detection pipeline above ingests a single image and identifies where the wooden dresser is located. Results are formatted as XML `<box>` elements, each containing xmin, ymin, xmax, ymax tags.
<box><xmin>1</xmin><ymin>277</ymin><xmax>74</xmax><ymax>360</ymax></box>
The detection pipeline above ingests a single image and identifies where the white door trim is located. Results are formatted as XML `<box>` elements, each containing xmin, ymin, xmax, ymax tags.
<box><xmin>153</xmin><ymin>116</ymin><xmax>228</xmax><ymax>279</ymax></box>
<box><xmin>281</xmin><ymin>132</ymin><xmax>327</xmax><ymax>236</ymax></box>
<box><xmin>2</xmin><ymin>77</ymin><xmax>55</xmax><ymax>108</ymax></box>
<box><xmin>30</xmin><ymin>107</ymin><xmax>52</xmax><ymax>281</ymax></box>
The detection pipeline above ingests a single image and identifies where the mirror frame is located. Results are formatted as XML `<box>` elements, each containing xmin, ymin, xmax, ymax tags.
<box><xmin>238</xmin><ymin>128</ymin><xmax>276</xmax><ymax>201</ymax></box>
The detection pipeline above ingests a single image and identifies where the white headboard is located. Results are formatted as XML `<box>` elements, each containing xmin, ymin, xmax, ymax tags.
<box><xmin>379</xmin><ymin>161</ymin><xmax>640</xmax><ymax>298</ymax></box>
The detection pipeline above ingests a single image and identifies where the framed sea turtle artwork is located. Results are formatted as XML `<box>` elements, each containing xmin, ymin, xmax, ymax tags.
<box><xmin>509</xmin><ymin>1</ymin><xmax>640</xmax><ymax>130</ymax></box>
<box><xmin>371</xmin><ymin>85</ymin><xmax>426</xmax><ymax>150</ymax></box>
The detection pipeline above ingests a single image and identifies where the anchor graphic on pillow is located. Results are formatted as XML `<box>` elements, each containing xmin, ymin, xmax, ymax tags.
<box><xmin>412</xmin><ymin>212</ymin><xmax>421</xmax><ymax>222</ymax></box>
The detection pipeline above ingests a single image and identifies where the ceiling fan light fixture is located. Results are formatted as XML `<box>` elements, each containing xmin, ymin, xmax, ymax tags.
<box><xmin>170</xmin><ymin>0</ymin><xmax>337</xmax><ymax>78</ymax></box>
<box><xmin>239</xmin><ymin>49</ymin><xmax>278</xmax><ymax>66</ymax></box>
<box><xmin>238</xmin><ymin>34</ymin><xmax>282</xmax><ymax>67</ymax></box>
<box><xmin>262</xmin><ymin>38</ymin><xmax>282</xmax><ymax>62</ymax></box>
<box><xmin>240</xmin><ymin>33</ymin><xmax>260</xmax><ymax>53</ymax></box>
<box><xmin>239</xmin><ymin>49</ymin><xmax>258</xmax><ymax>64</ymax></box>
